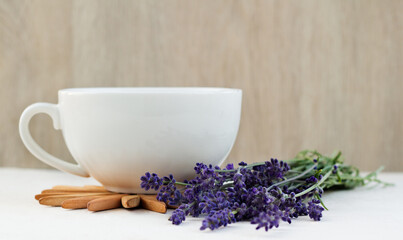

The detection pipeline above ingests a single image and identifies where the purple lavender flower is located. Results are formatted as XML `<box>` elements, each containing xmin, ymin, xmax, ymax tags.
<box><xmin>141</xmin><ymin>172</ymin><xmax>185</xmax><ymax>206</ymax></box>
<box><xmin>140</xmin><ymin>172</ymin><xmax>163</xmax><ymax>190</ymax></box>
<box><xmin>332</xmin><ymin>165</ymin><xmax>338</xmax><ymax>174</ymax></box>
<box><xmin>306</xmin><ymin>176</ymin><xmax>318</xmax><ymax>183</ymax></box>
<box><xmin>293</xmin><ymin>202</ymin><xmax>308</xmax><ymax>217</ymax></box>
<box><xmin>169</xmin><ymin>208</ymin><xmax>186</xmax><ymax>225</ymax></box>
<box><xmin>251</xmin><ymin>211</ymin><xmax>281</xmax><ymax>231</ymax></box>
<box><xmin>194</xmin><ymin>163</ymin><xmax>215</xmax><ymax>179</ymax></box>
<box><xmin>225</xmin><ymin>163</ymin><xmax>234</xmax><ymax>170</ymax></box>
<box><xmin>264</xmin><ymin>158</ymin><xmax>290</xmax><ymax>180</ymax></box>
<box><xmin>307</xmin><ymin>199</ymin><xmax>324</xmax><ymax>221</ymax></box>
<box><xmin>199</xmin><ymin>191</ymin><xmax>231</xmax><ymax>214</ymax></box>
<box><xmin>139</xmin><ymin>150</ymin><xmax>365</xmax><ymax>232</ymax></box>
<box><xmin>167</xmin><ymin>189</ymin><xmax>182</xmax><ymax>205</ymax></box>
<box><xmin>238</xmin><ymin>161</ymin><xmax>248</xmax><ymax>166</ymax></box>
<box><xmin>200</xmin><ymin>209</ymin><xmax>236</xmax><ymax>230</ymax></box>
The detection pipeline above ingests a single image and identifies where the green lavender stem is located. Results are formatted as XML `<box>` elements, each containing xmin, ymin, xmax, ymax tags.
<box><xmin>266</xmin><ymin>163</ymin><xmax>317</xmax><ymax>191</ymax></box>
<box><xmin>295</xmin><ymin>170</ymin><xmax>333</xmax><ymax>198</ymax></box>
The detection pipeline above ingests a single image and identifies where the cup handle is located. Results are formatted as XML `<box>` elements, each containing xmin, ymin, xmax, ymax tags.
<box><xmin>19</xmin><ymin>103</ymin><xmax>89</xmax><ymax>177</ymax></box>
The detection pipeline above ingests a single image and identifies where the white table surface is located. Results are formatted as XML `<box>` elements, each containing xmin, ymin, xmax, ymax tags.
<box><xmin>0</xmin><ymin>167</ymin><xmax>402</xmax><ymax>240</ymax></box>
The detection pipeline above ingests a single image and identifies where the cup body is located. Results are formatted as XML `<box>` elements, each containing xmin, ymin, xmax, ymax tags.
<box><xmin>57</xmin><ymin>88</ymin><xmax>242</xmax><ymax>193</ymax></box>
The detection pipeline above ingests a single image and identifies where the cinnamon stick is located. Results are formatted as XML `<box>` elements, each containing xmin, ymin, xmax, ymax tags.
<box><xmin>39</xmin><ymin>193</ymin><xmax>113</xmax><ymax>206</ymax></box>
<box><xmin>121</xmin><ymin>195</ymin><xmax>140</xmax><ymax>208</ymax></box>
<box><xmin>139</xmin><ymin>195</ymin><xmax>167</xmax><ymax>214</ymax></box>
<box><xmin>62</xmin><ymin>195</ymin><xmax>121</xmax><ymax>209</ymax></box>
<box><xmin>87</xmin><ymin>194</ymin><xmax>128</xmax><ymax>212</ymax></box>
<box><xmin>35</xmin><ymin>192</ymin><xmax>76</xmax><ymax>200</ymax></box>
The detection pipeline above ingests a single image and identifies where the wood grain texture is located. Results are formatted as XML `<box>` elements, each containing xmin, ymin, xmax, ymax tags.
<box><xmin>0</xmin><ymin>0</ymin><xmax>402</xmax><ymax>171</ymax></box>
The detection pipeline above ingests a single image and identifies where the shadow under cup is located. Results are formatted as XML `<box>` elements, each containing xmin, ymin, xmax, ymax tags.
<box><xmin>20</xmin><ymin>87</ymin><xmax>242</xmax><ymax>193</ymax></box>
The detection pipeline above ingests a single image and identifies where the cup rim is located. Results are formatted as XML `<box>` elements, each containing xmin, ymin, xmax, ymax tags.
<box><xmin>59</xmin><ymin>87</ymin><xmax>242</xmax><ymax>95</ymax></box>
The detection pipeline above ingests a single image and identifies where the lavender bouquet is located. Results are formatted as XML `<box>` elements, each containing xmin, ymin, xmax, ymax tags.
<box><xmin>140</xmin><ymin>150</ymin><xmax>388</xmax><ymax>231</ymax></box>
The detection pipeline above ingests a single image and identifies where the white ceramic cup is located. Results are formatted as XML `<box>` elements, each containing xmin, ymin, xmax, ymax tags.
<box><xmin>19</xmin><ymin>88</ymin><xmax>242</xmax><ymax>193</ymax></box>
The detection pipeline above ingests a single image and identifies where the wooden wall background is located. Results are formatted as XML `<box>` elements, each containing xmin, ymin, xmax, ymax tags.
<box><xmin>0</xmin><ymin>0</ymin><xmax>402</xmax><ymax>171</ymax></box>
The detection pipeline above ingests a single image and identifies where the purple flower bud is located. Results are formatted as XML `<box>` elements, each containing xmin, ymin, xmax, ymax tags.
<box><xmin>307</xmin><ymin>200</ymin><xmax>324</xmax><ymax>221</ymax></box>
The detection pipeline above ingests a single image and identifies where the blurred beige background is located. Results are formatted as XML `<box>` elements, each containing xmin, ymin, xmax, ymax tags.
<box><xmin>0</xmin><ymin>0</ymin><xmax>402</xmax><ymax>171</ymax></box>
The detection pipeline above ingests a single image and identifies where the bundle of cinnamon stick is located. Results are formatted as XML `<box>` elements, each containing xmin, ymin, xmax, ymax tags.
<box><xmin>35</xmin><ymin>185</ymin><xmax>167</xmax><ymax>213</ymax></box>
